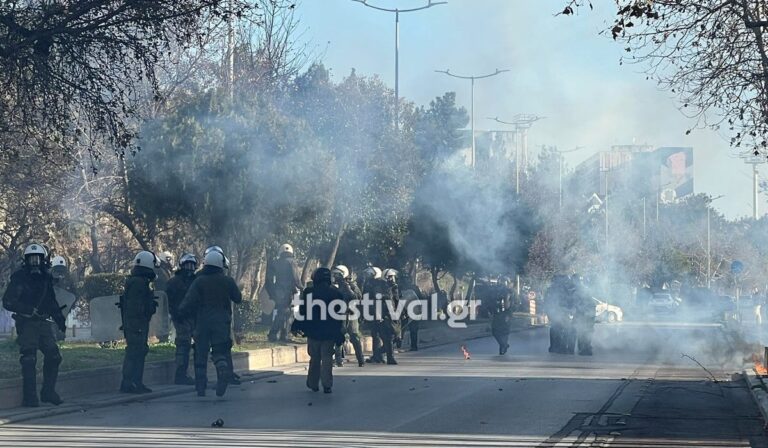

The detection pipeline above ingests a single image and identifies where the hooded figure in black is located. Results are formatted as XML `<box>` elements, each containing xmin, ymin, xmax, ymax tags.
<box><xmin>179</xmin><ymin>250</ymin><xmax>242</xmax><ymax>397</ymax></box>
<box><xmin>544</xmin><ymin>275</ymin><xmax>573</xmax><ymax>354</ymax></box>
<box><xmin>2</xmin><ymin>243</ymin><xmax>66</xmax><ymax>407</ymax></box>
<box><xmin>292</xmin><ymin>268</ymin><xmax>344</xmax><ymax>393</ymax></box>
<box><xmin>166</xmin><ymin>253</ymin><xmax>198</xmax><ymax>385</ymax></box>
<box><xmin>572</xmin><ymin>276</ymin><xmax>595</xmax><ymax>356</ymax></box>
<box><xmin>119</xmin><ymin>251</ymin><xmax>159</xmax><ymax>394</ymax></box>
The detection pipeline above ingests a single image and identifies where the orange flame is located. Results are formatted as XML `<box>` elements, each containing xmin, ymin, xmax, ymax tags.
<box><xmin>753</xmin><ymin>353</ymin><xmax>768</xmax><ymax>375</ymax></box>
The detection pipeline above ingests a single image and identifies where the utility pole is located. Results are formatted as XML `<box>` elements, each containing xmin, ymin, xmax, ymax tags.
<box><xmin>353</xmin><ymin>0</ymin><xmax>446</xmax><ymax>131</ymax></box>
<box><xmin>489</xmin><ymin>115</ymin><xmax>544</xmax><ymax>191</ymax></box>
<box><xmin>226</xmin><ymin>0</ymin><xmax>236</xmax><ymax>100</ymax></box>
<box><xmin>552</xmin><ymin>146</ymin><xmax>584</xmax><ymax>211</ymax></box>
<box><xmin>436</xmin><ymin>69</ymin><xmax>509</xmax><ymax>169</ymax></box>
<box><xmin>740</xmin><ymin>154</ymin><xmax>765</xmax><ymax>219</ymax></box>
<box><xmin>707</xmin><ymin>195</ymin><xmax>724</xmax><ymax>289</ymax></box>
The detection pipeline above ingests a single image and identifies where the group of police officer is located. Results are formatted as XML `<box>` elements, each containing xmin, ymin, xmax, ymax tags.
<box><xmin>118</xmin><ymin>245</ymin><xmax>242</xmax><ymax>398</ymax></box>
<box><xmin>3</xmin><ymin>238</ymin><xmax>595</xmax><ymax>407</ymax></box>
<box><xmin>544</xmin><ymin>274</ymin><xmax>595</xmax><ymax>356</ymax></box>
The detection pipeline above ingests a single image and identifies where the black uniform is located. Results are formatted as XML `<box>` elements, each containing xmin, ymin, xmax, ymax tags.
<box><xmin>179</xmin><ymin>265</ymin><xmax>242</xmax><ymax>397</ymax></box>
<box><xmin>166</xmin><ymin>270</ymin><xmax>197</xmax><ymax>384</ymax></box>
<box><xmin>334</xmin><ymin>278</ymin><xmax>364</xmax><ymax>366</ymax></box>
<box><xmin>380</xmin><ymin>280</ymin><xmax>401</xmax><ymax>365</ymax></box>
<box><xmin>573</xmin><ymin>281</ymin><xmax>595</xmax><ymax>356</ymax></box>
<box><xmin>119</xmin><ymin>266</ymin><xmax>158</xmax><ymax>393</ymax></box>
<box><xmin>474</xmin><ymin>281</ymin><xmax>513</xmax><ymax>354</ymax></box>
<box><xmin>2</xmin><ymin>267</ymin><xmax>65</xmax><ymax>407</ymax></box>
<box><xmin>362</xmin><ymin>278</ymin><xmax>389</xmax><ymax>363</ymax></box>
<box><xmin>267</xmin><ymin>254</ymin><xmax>302</xmax><ymax>342</ymax></box>
<box><xmin>545</xmin><ymin>275</ymin><xmax>574</xmax><ymax>354</ymax></box>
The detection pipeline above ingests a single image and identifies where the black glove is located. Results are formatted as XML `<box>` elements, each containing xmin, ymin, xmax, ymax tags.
<box><xmin>52</xmin><ymin>310</ymin><xmax>66</xmax><ymax>333</ymax></box>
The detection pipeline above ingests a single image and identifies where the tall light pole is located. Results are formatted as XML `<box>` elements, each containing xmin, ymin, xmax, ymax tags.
<box><xmin>706</xmin><ymin>195</ymin><xmax>725</xmax><ymax>289</ymax></box>
<box><xmin>489</xmin><ymin>115</ymin><xmax>544</xmax><ymax>192</ymax></box>
<box><xmin>553</xmin><ymin>146</ymin><xmax>584</xmax><ymax>211</ymax></box>
<box><xmin>741</xmin><ymin>155</ymin><xmax>765</xmax><ymax>219</ymax></box>
<box><xmin>353</xmin><ymin>0</ymin><xmax>446</xmax><ymax>131</ymax></box>
<box><xmin>436</xmin><ymin>69</ymin><xmax>510</xmax><ymax>169</ymax></box>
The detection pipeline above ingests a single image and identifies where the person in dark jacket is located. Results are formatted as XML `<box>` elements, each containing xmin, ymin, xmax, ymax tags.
<box><xmin>166</xmin><ymin>253</ymin><xmax>198</xmax><ymax>385</ymax></box>
<box><xmin>292</xmin><ymin>268</ymin><xmax>344</xmax><ymax>393</ymax></box>
<box><xmin>179</xmin><ymin>250</ymin><xmax>242</xmax><ymax>397</ymax></box>
<box><xmin>361</xmin><ymin>267</ymin><xmax>386</xmax><ymax>364</ymax></box>
<box><xmin>572</xmin><ymin>276</ymin><xmax>595</xmax><ymax>356</ymax></box>
<box><xmin>545</xmin><ymin>274</ymin><xmax>573</xmax><ymax>354</ymax></box>
<box><xmin>119</xmin><ymin>251</ymin><xmax>159</xmax><ymax>394</ymax></box>
<box><xmin>267</xmin><ymin>243</ymin><xmax>302</xmax><ymax>342</ymax></box>
<box><xmin>2</xmin><ymin>243</ymin><xmax>66</xmax><ymax>407</ymax></box>
<box><xmin>332</xmin><ymin>265</ymin><xmax>365</xmax><ymax>367</ymax></box>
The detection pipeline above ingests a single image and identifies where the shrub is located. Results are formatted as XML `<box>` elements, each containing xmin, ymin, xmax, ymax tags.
<box><xmin>80</xmin><ymin>273</ymin><xmax>127</xmax><ymax>300</ymax></box>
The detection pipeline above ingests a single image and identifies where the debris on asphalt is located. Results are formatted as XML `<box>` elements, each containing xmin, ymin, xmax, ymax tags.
<box><xmin>211</xmin><ymin>419</ymin><xmax>224</xmax><ymax>428</ymax></box>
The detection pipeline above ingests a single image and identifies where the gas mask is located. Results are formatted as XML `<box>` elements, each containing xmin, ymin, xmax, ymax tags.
<box><xmin>181</xmin><ymin>262</ymin><xmax>197</xmax><ymax>275</ymax></box>
<box><xmin>25</xmin><ymin>255</ymin><xmax>43</xmax><ymax>274</ymax></box>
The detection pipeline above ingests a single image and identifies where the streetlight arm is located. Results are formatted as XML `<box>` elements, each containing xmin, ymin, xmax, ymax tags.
<box><xmin>436</xmin><ymin>68</ymin><xmax>510</xmax><ymax>80</ymax></box>
<box><xmin>352</xmin><ymin>0</ymin><xmax>447</xmax><ymax>13</ymax></box>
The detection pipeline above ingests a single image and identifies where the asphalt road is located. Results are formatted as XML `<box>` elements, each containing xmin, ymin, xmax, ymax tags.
<box><xmin>1</xmin><ymin>323</ymin><xmax>767</xmax><ymax>448</ymax></box>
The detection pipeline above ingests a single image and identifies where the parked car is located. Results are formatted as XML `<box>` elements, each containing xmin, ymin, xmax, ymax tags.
<box><xmin>593</xmin><ymin>298</ymin><xmax>623</xmax><ymax>323</ymax></box>
<box><xmin>649</xmin><ymin>293</ymin><xmax>680</xmax><ymax>314</ymax></box>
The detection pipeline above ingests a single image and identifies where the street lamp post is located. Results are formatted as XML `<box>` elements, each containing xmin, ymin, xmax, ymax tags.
<box><xmin>353</xmin><ymin>0</ymin><xmax>446</xmax><ymax>131</ymax></box>
<box><xmin>707</xmin><ymin>195</ymin><xmax>725</xmax><ymax>289</ymax></box>
<box><xmin>436</xmin><ymin>69</ymin><xmax>509</xmax><ymax>169</ymax></box>
<box><xmin>489</xmin><ymin>115</ymin><xmax>544</xmax><ymax>191</ymax></box>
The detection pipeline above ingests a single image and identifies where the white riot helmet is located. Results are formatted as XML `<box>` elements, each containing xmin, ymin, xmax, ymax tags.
<box><xmin>279</xmin><ymin>243</ymin><xmax>294</xmax><ymax>256</ymax></box>
<box><xmin>50</xmin><ymin>256</ymin><xmax>68</xmax><ymax>279</ymax></box>
<box><xmin>383</xmin><ymin>269</ymin><xmax>398</xmax><ymax>282</ymax></box>
<box><xmin>363</xmin><ymin>266</ymin><xmax>382</xmax><ymax>279</ymax></box>
<box><xmin>159</xmin><ymin>251</ymin><xmax>174</xmax><ymax>266</ymax></box>
<box><xmin>204</xmin><ymin>245</ymin><xmax>224</xmax><ymax>256</ymax></box>
<box><xmin>204</xmin><ymin>251</ymin><xmax>228</xmax><ymax>269</ymax></box>
<box><xmin>332</xmin><ymin>265</ymin><xmax>350</xmax><ymax>279</ymax></box>
<box><xmin>134</xmin><ymin>251</ymin><xmax>159</xmax><ymax>268</ymax></box>
<box><xmin>179</xmin><ymin>253</ymin><xmax>198</xmax><ymax>271</ymax></box>
<box><xmin>23</xmin><ymin>243</ymin><xmax>48</xmax><ymax>268</ymax></box>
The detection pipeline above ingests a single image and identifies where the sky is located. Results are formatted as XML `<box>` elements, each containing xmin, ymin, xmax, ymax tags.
<box><xmin>296</xmin><ymin>0</ymin><xmax>759</xmax><ymax>219</ymax></box>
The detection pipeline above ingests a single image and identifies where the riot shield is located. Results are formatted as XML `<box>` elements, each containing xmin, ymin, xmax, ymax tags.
<box><xmin>90</xmin><ymin>295</ymin><xmax>123</xmax><ymax>342</ymax></box>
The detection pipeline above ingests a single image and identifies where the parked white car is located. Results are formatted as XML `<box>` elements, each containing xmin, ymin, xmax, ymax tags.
<box><xmin>593</xmin><ymin>297</ymin><xmax>623</xmax><ymax>323</ymax></box>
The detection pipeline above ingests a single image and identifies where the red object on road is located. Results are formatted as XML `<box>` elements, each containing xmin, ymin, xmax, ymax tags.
<box><xmin>461</xmin><ymin>345</ymin><xmax>471</xmax><ymax>360</ymax></box>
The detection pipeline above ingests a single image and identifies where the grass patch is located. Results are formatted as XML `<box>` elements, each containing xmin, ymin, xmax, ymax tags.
<box><xmin>236</xmin><ymin>324</ymin><xmax>306</xmax><ymax>351</ymax></box>
<box><xmin>0</xmin><ymin>338</ymin><xmax>175</xmax><ymax>380</ymax></box>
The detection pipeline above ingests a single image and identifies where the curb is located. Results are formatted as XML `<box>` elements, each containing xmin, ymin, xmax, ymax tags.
<box><xmin>0</xmin><ymin>368</ymin><xmax>303</xmax><ymax>426</ymax></box>
<box><xmin>744</xmin><ymin>369</ymin><xmax>768</xmax><ymax>424</ymax></box>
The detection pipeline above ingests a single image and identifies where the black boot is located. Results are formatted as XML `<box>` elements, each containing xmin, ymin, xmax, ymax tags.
<box><xmin>133</xmin><ymin>354</ymin><xmax>151</xmax><ymax>393</ymax></box>
<box><xmin>20</xmin><ymin>354</ymin><xmax>39</xmax><ymax>407</ymax></box>
<box><xmin>195</xmin><ymin>366</ymin><xmax>207</xmax><ymax>397</ymax></box>
<box><xmin>215</xmin><ymin>361</ymin><xmax>230</xmax><ymax>397</ymax></box>
<box><xmin>174</xmin><ymin>344</ymin><xmax>194</xmax><ymax>385</ymax></box>
<box><xmin>40</xmin><ymin>354</ymin><xmax>63</xmax><ymax>405</ymax></box>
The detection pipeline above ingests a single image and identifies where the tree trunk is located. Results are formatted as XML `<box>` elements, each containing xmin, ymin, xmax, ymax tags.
<box><xmin>464</xmin><ymin>275</ymin><xmax>476</xmax><ymax>303</ymax></box>
<box><xmin>449</xmin><ymin>272</ymin><xmax>459</xmax><ymax>301</ymax></box>
<box><xmin>324</xmin><ymin>223</ymin><xmax>346</xmax><ymax>268</ymax></box>
<box><xmin>430</xmin><ymin>266</ymin><xmax>443</xmax><ymax>295</ymax></box>
<box><xmin>88</xmin><ymin>219</ymin><xmax>104</xmax><ymax>273</ymax></box>
<box><xmin>301</xmin><ymin>248</ymin><xmax>317</xmax><ymax>287</ymax></box>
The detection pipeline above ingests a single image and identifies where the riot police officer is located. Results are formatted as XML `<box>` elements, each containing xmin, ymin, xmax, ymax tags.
<box><xmin>332</xmin><ymin>265</ymin><xmax>365</xmax><ymax>367</ymax></box>
<box><xmin>267</xmin><ymin>244</ymin><xmax>302</xmax><ymax>342</ymax></box>
<box><xmin>2</xmin><ymin>243</ymin><xmax>66</xmax><ymax>407</ymax></box>
<box><xmin>490</xmin><ymin>279</ymin><xmax>513</xmax><ymax>355</ymax></box>
<box><xmin>180</xmin><ymin>249</ymin><xmax>242</xmax><ymax>397</ymax></box>
<box><xmin>362</xmin><ymin>267</ymin><xmax>386</xmax><ymax>364</ymax></box>
<box><xmin>572</xmin><ymin>276</ymin><xmax>595</xmax><ymax>356</ymax></box>
<box><xmin>119</xmin><ymin>251</ymin><xmax>159</xmax><ymax>394</ymax></box>
<box><xmin>380</xmin><ymin>269</ymin><xmax>401</xmax><ymax>365</ymax></box>
<box><xmin>166</xmin><ymin>253</ymin><xmax>198</xmax><ymax>385</ymax></box>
